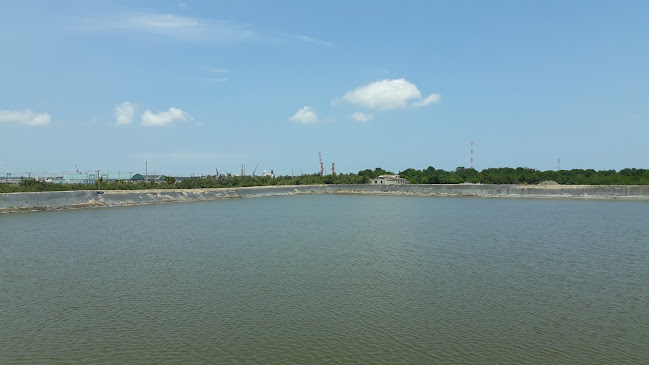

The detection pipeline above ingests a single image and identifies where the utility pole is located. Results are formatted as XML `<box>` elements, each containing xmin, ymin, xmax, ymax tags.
<box><xmin>145</xmin><ymin>161</ymin><xmax>148</xmax><ymax>181</ymax></box>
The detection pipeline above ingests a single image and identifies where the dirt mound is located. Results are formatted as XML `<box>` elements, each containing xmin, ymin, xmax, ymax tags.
<box><xmin>537</xmin><ymin>180</ymin><xmax>560</xmax><ymax>186</ymax></box>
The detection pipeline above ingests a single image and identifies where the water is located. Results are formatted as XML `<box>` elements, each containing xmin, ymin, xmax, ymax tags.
<box><xmin>2</xmin><ymin>195</ymin><xmax>649</xmax><ymax>363</ymax></box>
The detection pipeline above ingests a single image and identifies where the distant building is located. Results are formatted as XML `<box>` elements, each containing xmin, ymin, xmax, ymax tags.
<box><xmin>60</xmin><ymin>173</ymin><xmax>97</xmax><ymax>184</ymax></box>
<box><xmin>106</xmin><ymin>173</ymin><xmax>139</xmax><ymax>182</ymax></box>
<box><xmin>58</xmin><ymin>173</ymin><xmax>145</xmax><ymax>184</ymax></box>
<box><xmin>1</xmin><ymin>177</ymin><xmax>22</xmax><ymax>184</ymax></box>
<box><xmin>370</xmin><ymin>175</ymin><xmax>410</xmax><ymax>185</ymax></box>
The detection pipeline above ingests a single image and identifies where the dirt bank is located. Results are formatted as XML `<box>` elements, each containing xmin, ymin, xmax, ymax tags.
<box><xmin>2</xmin><ymin>184</ymin><xmax>649</xmax><ymax>213</ymax></box>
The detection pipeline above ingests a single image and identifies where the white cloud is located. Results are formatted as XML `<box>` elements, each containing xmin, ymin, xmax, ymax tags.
<box><xmin>351</xmin><ymin>112</ymin><xmax>374</xmax><ymax>122</ymax></box>
<box><xmin>114</xmin><ymin>101</ymin><xmax>137</xmax><ymax>125</ymax></box>
<box><xmin>130</xmin><ymin>151</ymin><xmax>243</xmax><ymax>162</ymax></box>
<box><xmin>142</xmin><ymin>107</ymin><xmax>187</xmax><ymax>126</ymax></box>
<box><xmin>412</xmin><ymin>93</ymin><xmax>440</xmax><ymax>107</ymax></box>
<box><xmin>290</xmin><ymin>106</ymin><xmax>318</xmax><ymax>124</ymax></box>
<box><xmin>81</xmin><ymin>13</ymin><xmax>254</xmax><ymax>42</ymax></box>
<box><xmin>0</xmin><ymin>109</ymin><xmax>51</xmax><ymax>126</ymax></box>
<box><xmin>206</xmin><ymin>68</ymin><xmax>229</xmax><ymax>82</ymax></box>
<box><xmin>342</xmin><ymin>78</ymin><xmax>439</xmax><ymax>110</ymax></box>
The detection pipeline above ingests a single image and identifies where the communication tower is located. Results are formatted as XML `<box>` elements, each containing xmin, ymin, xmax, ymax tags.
<box><xmin>332</xmin><ymin>163</ymin><xmax>335</xmax><ymax>175</ymax></box>
<box><xmin>470</xmin><ymin>141</ymin><xmax>474</xmax><ymax>169</ymax></box>
<box><xmin>319</xmin><ymin>152</ymin><xmax>324</xmax><ymax>176</ymax></box>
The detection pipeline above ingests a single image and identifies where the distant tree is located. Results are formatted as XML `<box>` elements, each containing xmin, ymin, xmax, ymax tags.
<box><xmin>357</xmin><ymin>169</ymin><xmax>373</xmax><ymax>179</ymax></box>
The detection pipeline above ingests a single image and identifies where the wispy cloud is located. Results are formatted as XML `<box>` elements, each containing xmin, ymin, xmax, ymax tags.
<box><xmin>130</xmin><ymin>151</ymin><xmax>242</xmax><ymax>162</ymax></box>
<box><xmin>114</xmin><ymin>101</ymin><xmax>137</xmax><ymax>126</ymax></box>
<box><xmin>290</xmin><ymin>106</ymin><xmax>318</xmax><ymax>124</ymax></box>
<box><xmin>0</xmin><ymin>109</ymin><xmax>51</xmax><ymax>126</ymax></box>
<box><xmin>207</xmin><ymin>77</ymin><xmax>229</xmax><ymax>83</ymax></box>
<box><xmin>142</xmin><ymin>107</ymin><xmax>187</xmax><ymax>126</ymax></box>
<box><xmin>351</xmin><ymin>112</ymin><xmax>374</xmax><ymax>122</ymax></box>
<box><xmin>79</xmin><ymin>12</ymin><xmax>339</xmax><ymax>47</ymax></box>
<box><xmin>412</xmin><ymin>93</ymin><xmax>440</xmax><ymax>107</ymax></box>
<box><xmin>289</xmin><ymin>34</ymin><xmax>333</xmax><ymax>47</ymax></box>
<box><xmin>205</xmin><ymin>68</ymin><xmax>229</xmax><ymax>82</ymax></box>
<box><xmin>80</xmin><ymin>13</ymin><xmax>255</xmax><ymax>42</ymax></box>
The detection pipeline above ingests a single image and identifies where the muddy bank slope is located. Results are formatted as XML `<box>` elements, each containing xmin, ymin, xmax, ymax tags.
<box><xmin>327</xmin><ymin>184</ymin><xmax>649</xmax><ymax>200</ymax></box>
<box><xmin>2</xmin><ymin>184</ymin><xmax>649</xmax><ymax>213</ymax></box>
<box><xmin>0</xmin><ymin>186</ymin><xmax>326</xmax><ymax>212</ymax></box>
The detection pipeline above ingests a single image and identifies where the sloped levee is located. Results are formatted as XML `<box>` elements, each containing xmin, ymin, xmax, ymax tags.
<box><xmin>0</xmin><ymin>186</ymin><xmax>327</xmax><ymax>212</ymax></box>
<box><xmin>0</xmin><ymin>190</ymin><xmax>103</xmax><ymax>211</ymax></box>
<box><xmin>2</xmin><ymin>184</ymin><xmax>649</xmax><ymax>213</ymax></box>
<box><xmin>325</xmin><ymin>184</ymin><xmax>649</xmax><ymax>200</ymax></box>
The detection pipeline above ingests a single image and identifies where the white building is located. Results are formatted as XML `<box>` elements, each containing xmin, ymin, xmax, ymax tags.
<box><xmin>370</xmin><ymin>175</ymin><xmax>410</xmax><ymax>185</ymax></box>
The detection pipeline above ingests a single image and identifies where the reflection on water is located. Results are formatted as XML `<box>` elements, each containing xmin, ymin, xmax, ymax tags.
<box><xmin>2</xmin><ymin>195</ymin><xmax>649</xmax><ymax>363</ymax></box>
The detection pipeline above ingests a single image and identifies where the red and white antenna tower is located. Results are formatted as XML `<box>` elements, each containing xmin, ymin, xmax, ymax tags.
<box><xmin>331</xmin><ymin>163</ymin><xmax>335</xmax><ymax>175</ymax></box>
<box><xmin>470</xmin><ymin>141</ymin><xmax>474</xmax><ymax>169</ymax></box>
<box><xmin>319</xmin><ymin>152</ymin><xmax>324</xmax><ymax>176</ymax></box>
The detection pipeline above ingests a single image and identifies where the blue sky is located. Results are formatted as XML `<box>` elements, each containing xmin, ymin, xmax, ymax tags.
<box><xmin>1</xmin><ymin>0</ymin><xmax>648</xmax><ymax>177</ymax></box>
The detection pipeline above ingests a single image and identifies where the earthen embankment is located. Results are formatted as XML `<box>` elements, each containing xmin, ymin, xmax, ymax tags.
<box><xmin>2</xmin><ymin>184</ymin><xmax>648</xmax><ymax>213</ymax></box>
<box><xmin>326</xmin><ymin>184</ymin><xmax>649</xmax><ymax>200</ymax></box>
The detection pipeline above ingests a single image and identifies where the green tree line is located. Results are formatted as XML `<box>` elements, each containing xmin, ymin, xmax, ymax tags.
<box><xmin>2</xmin><ymin>166</ymin><xmax>648</xmax><ymax>193</ymax></box>
<box><xmin>0</xmin><ymin>172</ymin><xmax>369</xmax><ymax>193</ymax></box>
<box><xmin>397</xmin><ymin>167</ymin><xmax>649</xmax><ymax>185</ymax></box>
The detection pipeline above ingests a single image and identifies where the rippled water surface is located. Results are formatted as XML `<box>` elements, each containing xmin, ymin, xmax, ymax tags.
<box><xmin>2</xmin><ymin>195</ymin><xmax>649</xmax><ymax>363</ymax></box>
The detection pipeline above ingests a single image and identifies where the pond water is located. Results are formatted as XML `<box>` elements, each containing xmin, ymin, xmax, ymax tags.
<box><xmin>2</xmin><ymin>195</ymin><xmax>648</xmax><ymax>363</ymax></box>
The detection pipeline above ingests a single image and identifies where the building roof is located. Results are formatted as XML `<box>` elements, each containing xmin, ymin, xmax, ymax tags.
<box><xmin>104</xmin><ymin>173</ymin><xmax>137</xmax><ymax>180</ymax></box>
<box><xmin>62</xmin><ymin>173</ymin><xmax>96</xmax><ymax>180</ymax></box>
<box><xmin>62</xmin><ymin>173</ymin><xmax>143</xmax><ymax>181</ymax></box>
